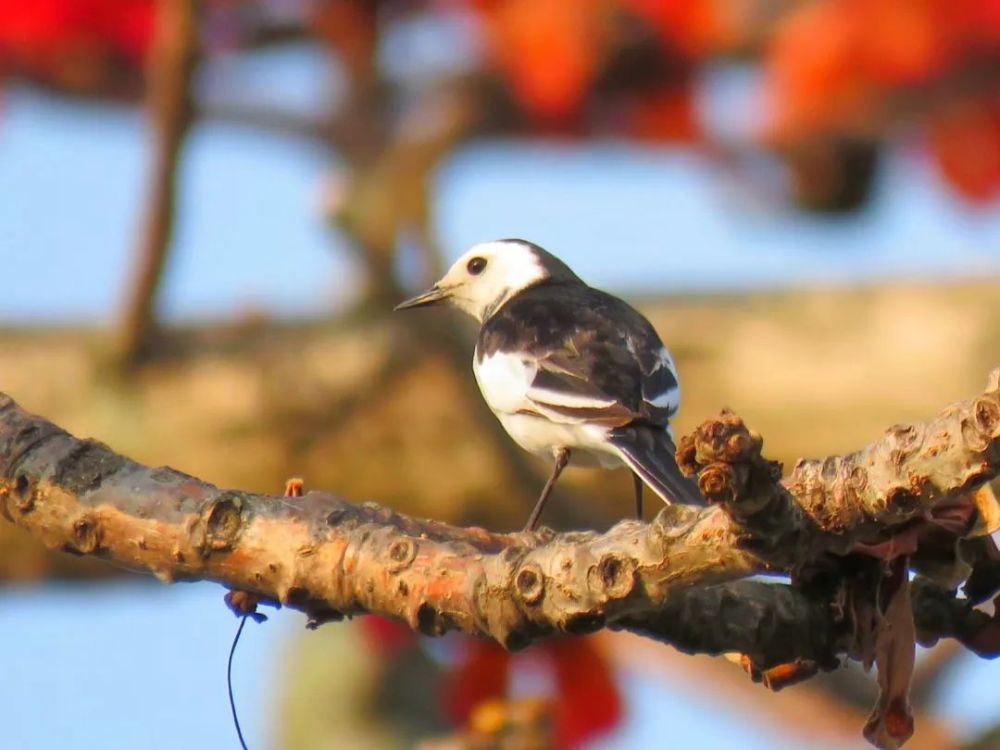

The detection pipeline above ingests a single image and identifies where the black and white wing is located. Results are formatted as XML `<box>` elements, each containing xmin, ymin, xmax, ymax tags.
<box><xmin>633</xmin><ymin>340</ymin><xmax>681</xmax><ymax>426</ymax></box>
<box><xmin>473</xmin><ymin>347</ymin><xmax>636</xmax><ymax>426</ymax></box>
<box><xmin>473</xmin><ymin>333</ymin><xmax>700</xmax><ymax>506</ymax></box>
<box><xmin>476</xmin><ymin>285</ymin><xmax>699</xmax><ymax>505</ymax></box>
<box><xmin>474</xmin><ymin>285</ymin><xmax>682</xmax><ymax>426</ymax></box>
<box><xmin>524</xmin><ymin>350</ymin><xmax>641</xmax><ymax>425</ymax></box>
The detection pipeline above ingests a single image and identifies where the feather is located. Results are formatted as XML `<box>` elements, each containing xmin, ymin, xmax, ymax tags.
<box><xmin>609</xmin><ymin>426</ymin><xmax>704</xmax><ymax>506</ymax></box>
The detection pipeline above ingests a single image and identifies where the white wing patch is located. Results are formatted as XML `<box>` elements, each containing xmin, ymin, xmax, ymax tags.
<box><xmin>645</xmin><ymin>347</ymin><xmax>681</xmax><ymax>414</ymax></box>
<box><xmin>648</xmin><ymin>388</ymin><xmax>680</xmax><ymax>412</ymax></box>
<box><xmin>474</xmin><ymin>350</ymin><xmax>535</xmax><ymax>414</ymax></box>
<box><xmin>654</xmin><ymin>346</ymin><xmax>676</xmax><ymax>373</ymax></box>
<box><xmin>475</xmin><ymin>349</ymin><xmax>619</xmax><ymax>421</ymax></box>
<box><xmin>527</xmin><ymin>387</ymin><xmax>618</xmax><ymax>409</ymax></box>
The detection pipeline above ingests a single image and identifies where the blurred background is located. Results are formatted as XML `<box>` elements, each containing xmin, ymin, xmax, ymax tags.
<box><xmin>1</xmin><ymin>1</ymin><xmax>999</xmax><ymax>748</ymax></box>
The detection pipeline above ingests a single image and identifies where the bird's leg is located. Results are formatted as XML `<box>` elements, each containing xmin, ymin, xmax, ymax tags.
<box><xmin>524</xmin><ymin>448</ymin><xmax>571</xmax><ymax>532</ymax></box>
<box><xmin>632</xmin><ymin>472</ymin><xmax>643</xmax><ymax>520</ymax></box>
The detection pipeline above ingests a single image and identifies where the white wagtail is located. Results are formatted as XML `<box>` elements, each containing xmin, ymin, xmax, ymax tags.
<box><xmin>396</xmin><ymin>238</ymin><xmax>703</xmax><ymax>530</ymax></box>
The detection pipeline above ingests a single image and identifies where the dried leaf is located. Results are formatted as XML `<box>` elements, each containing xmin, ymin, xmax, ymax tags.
<box><xmin>863</xmin><ymin>557</ymin><xmax>916</xmax><ymax>750</ymax></box>
<box><xmin>853</xmin><ymin>528</ymin><xmax>921</xmax><ymax>560</ymax></box>
<box><xmin>856</xmin><ymin>485</ymin><xmax>999</xmax><ymax>587</ymax></box>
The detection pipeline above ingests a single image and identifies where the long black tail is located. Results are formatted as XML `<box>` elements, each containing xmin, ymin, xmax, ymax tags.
<box><xmin>609</xmin><ymin>425</ymin><xmax>704</xmax><ymax>506</ymax></box>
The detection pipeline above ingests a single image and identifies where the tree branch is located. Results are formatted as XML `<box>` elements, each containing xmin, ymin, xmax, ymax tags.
<box><xmin>0</xmin><ymin>368</ymin><xmax>997</xmax><ymax>661</ymax></box>
<box><xmin>617</xmin><ymin>580</ymin><xmax>842</xmax><ymax>669</ymax></box>
<box><xmin>116</xmin><ymin>0</ymin><xmax>200</xmax><ymax>369</ymax></box>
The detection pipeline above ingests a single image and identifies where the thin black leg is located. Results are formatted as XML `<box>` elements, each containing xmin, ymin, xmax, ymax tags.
<box><xmin>632</xmin><ymin>472</ymin><xmax>643</xmax><ymax>519</ymax></box>
<box><xmin>524</xmin><ymin>448</ymin><xmax>571</xmax><ymax>531</ymax></box>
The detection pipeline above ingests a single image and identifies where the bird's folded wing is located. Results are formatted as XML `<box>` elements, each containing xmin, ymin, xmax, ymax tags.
<box><xmin>529</xmin><ymin>347</ymin><xmax>680</xmax><ymax>429</ymax></box>
<box><xmin>638</xmin><ymin>346</ymin><xmax>680</xmax><ymax>423</ymax></box>
<box><xmin>526</xmin><ymin>354</ymin><xmax>638</xmax><ymax>426</ymax></box>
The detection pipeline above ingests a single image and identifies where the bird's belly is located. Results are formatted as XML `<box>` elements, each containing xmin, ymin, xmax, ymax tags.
<box><xmin>495</xmin><ymin>412</ymin><xmax>622</xmax><ymax>468</ymax></box>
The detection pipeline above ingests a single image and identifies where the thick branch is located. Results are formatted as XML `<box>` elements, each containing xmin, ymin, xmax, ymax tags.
<box><xmin>677</xmin><ymin>368</ymin><xmax>1000</xmax><ymax>562</ymax></box>
<box><xmin>619</xmin><ymin>575</ymin><xmax>1000</xmax><ymax>671</ymax></box>
<box><xmin>618</xmin><ymin>581</ymin><xmax>842</xmax><ymax>668</ymax></box>
<box><xmin>0</xmin><ymin>369</ymin><xmax>997</xmax><ymax>658</ymax></box>
<box><xmin>0</xmin><ymin>391</ymin><xmax>761</xmax><ymax>647</ymax></box>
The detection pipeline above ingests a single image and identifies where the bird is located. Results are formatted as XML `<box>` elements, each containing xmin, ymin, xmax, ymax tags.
<box><xmin>395</xmin><ymin>238</ymin><xmax>703</xmax><ymax>530</ymax></box>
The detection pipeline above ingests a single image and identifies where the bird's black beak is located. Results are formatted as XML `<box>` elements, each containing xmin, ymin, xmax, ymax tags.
<box><xmin>394</xmin><ymin>285</ymin><xmax>450</xmax><ymax>311</ymax></box>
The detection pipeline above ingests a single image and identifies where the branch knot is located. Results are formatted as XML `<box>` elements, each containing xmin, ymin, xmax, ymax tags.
<box><xmin>678</xmin><ymin>409</ymin><xmax>783</xmax><ymax>518</ymax></box>
<box><xmin>592</xmin><ymin>553</ymin><xmax>636</xmax><ymax>599</ymax></box>
<box><xmin>387</xmin><ymin>537</ymin><xmax>418</xmax><ymax>572</ymax></box>
<box><xmin>515</xmin><ymin>564</ymin><xmax>545</xmax><ymax>605</ymax></box>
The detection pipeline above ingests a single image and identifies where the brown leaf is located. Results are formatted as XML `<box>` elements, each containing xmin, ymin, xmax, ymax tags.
<box><xmin>854</xmin><ymin>485</ymin><xmax>1000</xmax><ymax>588</ymax></box>
<box><xmin>853</xmin><ymin>485</ymin><xmax>998</xmax><ymax>563</ymax></box>
<box><xmin>863</xmin><ymin>557</ymin><xmax>916</xmax><ymax>750</ymax></box>
<box><xmin>852</xmin><ymin>527</ymin><xmax>921</xmax><ymax>561</ymax></box>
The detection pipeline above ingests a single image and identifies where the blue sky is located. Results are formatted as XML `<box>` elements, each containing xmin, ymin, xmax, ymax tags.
<box><xmin>1</xmin><ymin>43</ymin><xmax>999</xmax><ymax>749</ymax></box>
<box><xmin>1</xmin><ymin>580</ymin><xmax>997</xmax><ymax>749</ymax></box>
<box><xmin>2</xmin><ymin>60</ymin><xmax>1000</xmax><ymax>325</ymax></box>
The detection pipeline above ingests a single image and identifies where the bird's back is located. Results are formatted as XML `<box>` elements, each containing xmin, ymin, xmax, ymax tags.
<box><xmin>476</xmin><ymin>282</ymin><xmax>673</xmax><ymax>422</ymax></box>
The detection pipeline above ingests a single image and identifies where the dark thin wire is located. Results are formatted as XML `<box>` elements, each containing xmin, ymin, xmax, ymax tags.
<box><xmin>228</xmin><ymin>615</ymin><xmax>250</xmax><ymax>750</ymax></box>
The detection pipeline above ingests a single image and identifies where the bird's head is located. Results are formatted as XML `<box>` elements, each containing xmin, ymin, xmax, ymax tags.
<box><xmin>394</xmin><ymin>239</ymin><xmax>580</xmax><ymax>322</ymax></box>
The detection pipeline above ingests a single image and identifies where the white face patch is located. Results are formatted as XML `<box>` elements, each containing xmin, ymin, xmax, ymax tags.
<box><xmin>435</xmin><ymin>240</ymin><xmax>549</xmax><ymax>322</ymax></box>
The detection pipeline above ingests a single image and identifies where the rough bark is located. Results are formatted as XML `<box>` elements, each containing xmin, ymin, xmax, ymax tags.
<box><xmin>0</xmin><ymin>369</ymin><xmax>997</xmax><ymax>662</ymax></box>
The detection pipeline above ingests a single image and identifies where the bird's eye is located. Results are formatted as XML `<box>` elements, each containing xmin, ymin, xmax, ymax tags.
<box><xmin>466</xmin><ymin>257</ymin><xmax>487</xmax><ymax>275</ymax></box>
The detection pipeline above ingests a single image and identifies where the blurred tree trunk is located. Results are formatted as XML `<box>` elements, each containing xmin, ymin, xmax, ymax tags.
<box><xmin>116</xmin><ymin>0</ymin><xmax>200</xmax><ymax>370</ymax></box>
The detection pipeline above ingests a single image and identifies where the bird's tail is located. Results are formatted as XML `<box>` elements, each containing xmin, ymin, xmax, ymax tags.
<box><xmin>609</xmin><ymin>425</ymin><xmax>704</xmax><ymax>506</ymax></box>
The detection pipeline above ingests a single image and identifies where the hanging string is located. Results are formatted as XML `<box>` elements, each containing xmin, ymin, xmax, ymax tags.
<box><xmin>227</xmin><ymin>615</ymin><xmax>251</xmax><ymax>750</ymax></box>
